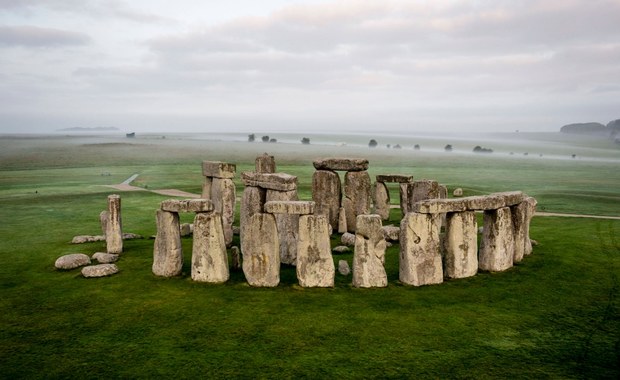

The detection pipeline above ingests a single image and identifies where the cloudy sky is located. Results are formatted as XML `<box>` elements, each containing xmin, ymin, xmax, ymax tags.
<box><xmin>1</xmin><ymin>0</ymin><xmax>619</xmax><ymax>134</ymax></box>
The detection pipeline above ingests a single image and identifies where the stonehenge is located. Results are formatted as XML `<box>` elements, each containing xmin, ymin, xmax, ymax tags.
<box><xmin>201</xmin><ymin>161</ymin><xmax>236</xmax><ymax>247</ymax></box>
<box><xmin>105</xmin><ymin>194</ymin><xmax>123</xmax><ymax>254</ymax></box>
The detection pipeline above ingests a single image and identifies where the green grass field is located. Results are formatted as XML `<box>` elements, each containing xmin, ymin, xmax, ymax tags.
<box><xmin>0</xmin><ymin>133</ymin><xmax>618</xmax><ymax>378</ymax></box>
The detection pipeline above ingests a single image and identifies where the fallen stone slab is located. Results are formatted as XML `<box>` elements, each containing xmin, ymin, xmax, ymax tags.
<box><xmin>376</xmin><ymin>174</ymin><xmax>413</xmax><ymax>183</ymax></box>
<box><xmin>338</xmin><ymin>260</ymin><xmax>351</xmax><ymax>275</ymax></box>
<box><xmin>71</xmin><ymin>235</ymin><xmax>105</xmax><ymax>244</ymax></box>
<box><xmin>55</xmin><ymin>253</ymin><xmax>91</xmax><ymax>270</ymax></box>
<box><xmin>382</xmin><ymin>225</ymin><xmax>400</xmax><ymax>241</ymax></box>
<box><xmin>202</xmin><ymin>161</ymin><xmax>236</xmax><ymax>179</ymax></box>
<box><xmin>332</xmin><ymin>245</ymin><xmax>350</xmax><ymax>254</ymax></box>
<box><xmin>264</xmin><ymin>200</ymin><xmax>315</xmax><ymax>215</ymax></box>
<box><xmin>241</xmin><ymin>172</ymin><xmax>298</xmax><ymax>191</ymax></box>
<box><xmin>313</xmin><ymin>157</ymin><xmax>369</xmax><ymax>172</ymax></box>
<box><xmin>161</xmin><ymin>199</ymin><xmax>213</xmax><ymax>213</ymax></box>
<box><xmin>82</xmin><ymin>264</ymin><xmax>119</xmax><ymax>278</ymax></box>
<box><xmin>92</xmin><ymin>252</ymin><xmax>119</xmax><ymax>264</ymax></box>
<box><xmin>341</xmin><ymin>232</ymin><xmax>356</xmax><ymax>246</ymax></box>
<box><xmin>122</xmin><ymin>233</ymin><xmax>143</xmax><ymax>240</ymax></box>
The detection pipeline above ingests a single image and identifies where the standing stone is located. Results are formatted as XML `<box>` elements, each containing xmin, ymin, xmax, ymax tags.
<box><xmin>442</xmin><ymin>211</ymin><xmax>478</xmax><ymax>279</ymax></box>
<box><xmin>255</xmin><ymin>153</ymin><xmax>276</xmax><ymax>173</ymax></box>
<box><xmin>211</xmin><ymin>178</ymin><xmax>236</xmax><ymax>246</ymax></box>
<box><xmin>153</xmin><ymin>210</ymin><xmax>183</xmax><ymax>277</ymax></box>
<box><xmin>343</xmin><ymin>171</ymin><xmax>371</xmax><ymax>232</ymax></box>
<box><xmin>99</xmin><ymin>210</ymin><xmax>108</xmax><ymax>237</ymax></box>
<box><xmin>191</xmin><ymin>212</ymin><xmax>229</xmax><ymax>283</ymax></box>
<box><xmin>523</xmin><ymin>197</ymin><xmax>537</xmax><ymax>256</ymax></box>
<box><xmin>231</xmin><ymin>246</ymin><xmax>242</xmax><ymax>271</ymax></box>
<box><xmin>312</xmin><ymin>170</ymin><xmax>341</xmax><ymax>230</ymax></box>
<box><xmin>374</xmin><ymin>181</ymin><xmax>390</xmax><ymax>220</ymax></box>
<box><xmin>399</xmin><ymin>183</ymin><xmax>410</xmax><ymax>214</ymax></box>
<box><xmin>512</xmin><ymin>197</ymin><xmax>537</xmax><ymax>261</ymax></box>
<box><xmin>201</xmin><ymin>176</ymin><xmax>212</xmax><ymax>199</ymax></box>
<box><xmin>400</xmin><ymin>212</ymin><xmax>443</xmax><ymax>286</ymax></box>
<box><xmin>338</xmin><ymin>207</ymin><xmax>347</xmax><ymax>233</ymax></box>
<box><xmin>439</xmin><ymin>185</ymin><xmax>448</xmax><ymax>199</ymax></box>
<box><xmin>266</xmin><ymin>189</ymin><xmax>299</xmax><ymax>265</ymax></box>
<box><xmin>338</xmin><ymin>260</ymin><xmax>351</xmax><ymax>276</ymax></box>
<box><xmin>352</xmin><ymin>215</ymin><xmax>387</xmax><ymax>288</ymax></box>
<box><xmin>403</xmin><ymin>180</ymin><xmax>440</xmax><ymax>213</ymax></box>
<box><xmin>241</xmin><ymin>213</ymin><xmax>280</xmax><ymax>287</ymax></box>
<box><xmin>240</xmin><ymin>186</ymin><xmax>265</xmax><ymax>244</ymax></box>
<box><xmin>106</xmin><ymin>194</ymin><xmax>123</xmax><ymax>254</ymax></box>
<box><xmin>297</xmin><ymin>215</ymin><xmax>335</xmax><ymax>287</ymax></box>
<box><xmin>479</xmin><ymin>207</ymin><xmax>515</xmax><ymax>272</ymax></box>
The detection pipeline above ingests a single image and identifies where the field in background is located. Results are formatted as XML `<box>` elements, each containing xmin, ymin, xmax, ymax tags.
<box><xmin>0</xmin><ymin>133</ymin><xmax>618</xmax><ymax>378</ymax></box>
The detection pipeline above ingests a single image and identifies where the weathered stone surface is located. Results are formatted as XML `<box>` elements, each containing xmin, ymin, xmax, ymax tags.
<box><xmin>180</xmin><ymin>223</ymin><xmax>192</xmax><ymax>237</ymax></box>
<box><xmin>512</xmin><ymin>197</ymin><xmax>537</xmax><ymax>261</ymax></box>
<box><xmin>71</xmin><ymin>235</ymin><xmax>105</xmax><ymax>244</ymax></box>
<box><xmin>241</xmin><ymin>213</ymin><xmax>280</xmax><ymax>287</ymax></box>
<box><xmin>338</xmin><ymin>260</ymin><xmax>351</xmax><ymax>275</ymax></box>
<box><xmin>106</xmin><ymin>194</ymin><xmax>123</xmax><ymax>254</ymax></box>
<box><xmin>439</xmin><ymin>185</ymin><xmax>448</xmax><ymax>199</ymax></box>
<box><xmin>399</xmin><ymin>212</ymin><xmax>443</xmax><ymax>286</ymax></box>
<box><xmin>442</xmin><ymin>211</ymin><xmax>478</xmax><ymax>279</ymax></box>
<box><xmin>479</xmin><ymin>207</ymin><xmax>515</xmax><ymax>272</ymax></box>
<box><xmin>92</xmin><ymin>252</ymin><xmax>119</xmax><ymax>264</ymax></box>
<box><xmin>161</xmin><ymin>199</ymin><xmax>214</xmax><ymax>213</ymax></box>
<box><xmin>240</xmin><ymin>186</ymin><xmax>266</xmax><ymax>245</ymax></box>
<box><xmin>55</xmin><ymin>253</ymin><xmax>91</xmax><ymax>270</ymax></box>
<box><xmin>191</xmin><ymin>212</ymin><xmax>229</xmax><ymax>283</ymax></box>
<box><xmin>466</xmin><ymin>191</ymin><xmax>525</xmax><ymax>211</ymax></box>
<box><xmin>492</xmin><ymin>191</ymin><xmax>526</xmax><ymax>207</ymax></box>
<box><xmin>338</xmin><ymin>206</ymin><xmax>347</xmax><ymax>233</ymax></box>
<box><xmin>374</xmin><ymin>181</ymin><xmax>390</xmax><ymax>220</ymax></box>
<box><xmin>211</xmin><ymin>178</ymin><xmax>236</xmax><ymax>246</ymax></box>
<box><xmin>382</xmin><ymin>225</ymin><xmax>400</xmax><ymax>241</ymax></box>
<box><xmin>231</xmin><ymin>246</ymin><xmax>242</xmax><ymax>271</ymax></box>
<box><xmin>353</xmin><ymin>215</ymin><xmax>387</xmax><ymax>287</ymax></box>
<box><xmin>201</xmin><ymin>176</ymin><xmax>212</xmax><ymax>199</ymax></box>
<box><xmin>332</xmin><ymin>245</ymin><xmax>350</xmax><ymax>253</ymax></box>
<box><xmin>297</xmin><ymin>215</ymin><xmax>335</xmax><ymax>287</ymax></box>
<box><xmin>523</xmin><ymin>197</ymin><xmax>537</xmax><ymax>256</ymax></box>
<box><xmin>122</xmin><ymin>233</ymin><xmax>142</xmax><ymax>240</ymax></box>
<box><xmin>255</xmin><ymin>153</ymin><xmax>276</xmax><ymax>173</ymax></box>
<box><xmin>402</xmin><ymin>180</ymin><xmax>441</xmax><ymax>214</ymax></box>
<box><xmin>313</xmin><ymin>157</ymin><xmax>369</xmax><ymax>172</ymax></box>
<box><xmin>266</xmin><ymin>189</ymin><xmax>299</xmax><ymax>265</ymax></box>
<box><xmin>410</xmin><ymin>198</ymin><xmax>468</xmax><ymax>214</ymax></box>
<box><xmin>81</xmin><ymin>264</ymin><xmax>119</xmax><ymax>278</ymax></box>
<box><xmin>241</xmin><ymin>172</ymin><xmax>297</xmax><ymax>191</ymax></box>
<box><xmin>376</xmin><ymin>174</ymin><xmax>413</xmax><ymax>183</ymax></box>
<box><xmin>264</xmin><ymin>201</ymin><xmax>315</xmax><ymax>215</ymax></box>
<box><xmin>399</xmin><ymin>183</ymin><xmax>410</xmax><ymax>214</ymax></box>
<box><xmin>343</xmin><ymin>171</ymin><xmax>371</xmax><ymax>232</ymax></box>
<box><xmin>99</xmin><ymin>210</ymin><xmax>108</xmax><ymax>236</ymax></box>
<box><xmin>202</xmin><ymin>161</ymin><xmax>236</xmax><ymax>179</ymax></box>
<box><xmin>312</xmin><ymin>170</ymin><xmax>341</xmax><ymax>229</ymax></box>
<box><xmin>152</xmin><ymin>210</ymin><xmax>183</xmax><ymax>277</ymax></box>
<box><xmin>453</xmin><ymin>188</ymin><xmax>464</xmax><ymax>197</ymax></box>
<box><xmin>341</xmin><ymin>232</ymin><xmax>356</xmax><ymax>246</ymax></box>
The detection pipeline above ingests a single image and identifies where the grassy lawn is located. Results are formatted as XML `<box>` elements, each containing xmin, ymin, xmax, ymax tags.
<box><xmin>0</xmin><ymin>134</ymin><xmax>618</xmax><ymax>378</ymax></box>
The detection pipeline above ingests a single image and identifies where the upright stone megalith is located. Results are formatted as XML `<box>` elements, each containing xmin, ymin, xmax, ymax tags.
<box><xmin>442</xmin><ymin>211</ymin><xmax>478</xmax><ymax>279</ymax></box>
<box><xmin>266</xmin><ymin>189</ymin><xmax>299</xmax><ymax>265</ymax></box>
<box><xmin>106</xmin><ymin>194</ymin><xmax>123</xmax><ymax>254</ymax></box>
<box><xmin>297</xmin><ymin>215</ymin><xmax>335</xmax><ymax>287</ymax></box>
<box><xmin>352</xmin><ymin>214</ymin><xmax>387</xmax><ymax>288</ymax></box>
<box><xmin>241</xmin><ymin>213</ymin><xmax>280</xmax><ymax>287</ymax></box>
<box><xmin>255</xmin><ymin>153</ymin><xmax>276</xmax><ymax>173</ymax></box>
<box><xmin>343</xmin><ymin>171</ymin><xmax>371</xmax><ymax>232</ymax></box>
<box><xmin>479</xmin><ymin>207</ymin><xmax>515</xmax><ymax>272</ymax></box>
<box><xmin>211</xmin><ymin>177</ymin><xmax>236</xmax><ymax>246</ymax></box>
<box><xmin>240</xmin><ymin>186</ymin><xmax>265</xmax><ymax>243</ymax></box>
<box><xmin>374</xmin><ymin>181</ymin><xmax>390</xmax><ymax>220</ymax></box>
<box><xmin>511</xmin><ymin>197</ymin><xmax>538</xmax><ymax>261</ymax></box>
<box><xmin>399</xmin><ymin>212</ymin><xmax>443</xmax><ymax>286</ymax></box>
<box><xmin>312</xmin><ymin>170</ymin><xmax>341</xmax><ymax>230</ymax></box>
<box><xmin>191</xmin><ymin>212</ymin><xmax>229</xmax><ymax>283</ymax></box>
<box><xmin>153</xmin><ymin>210</ymin><xmax>183</xmax><ymax>277</ymax></box>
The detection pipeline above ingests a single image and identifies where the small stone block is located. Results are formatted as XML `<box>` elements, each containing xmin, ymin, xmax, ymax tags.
<box><xmin>202</xmin><ymin>161</ymin><xmax>236</xmax><ymax>178</ymax></box>
<box><xmin>491</xmin><ymin>191</ymin><xmax>526</xmax><ymax>207</ymax></box>
<box><xmin>161</xmin><ymin>199</ymin><xmax>214</xmax><ymax>213</ymax></box>
<box><xmin>465</xmin><ymin>195</ymin><xmax>506</xmax><ymax>211</ymax></box>
<box><xmin>264</xmin><ymin>201</ymin><xmax>315</xmax><ymax>215</ymax></box>
<box><xmin>241</xmin><ymin>172</ymin><xmax>298</xmax><ymax>191</ymax></box>
<box><xmin>313</xmin><ymin>157</ymin><xmax>369</xmax><ymax>171</ymax></box>
<box><xmin>376</xmin><ymin>174</ymin><xmax>413</xmax><ymax>183</ymax></box>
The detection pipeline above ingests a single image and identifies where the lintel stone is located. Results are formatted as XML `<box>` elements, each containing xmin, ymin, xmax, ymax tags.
<box><xmin>161</xmin><ymin>199</ymin><xmax>213</xmax><ymax>213</ymax></box>
<box><xmin>202</xmin><ymin>161</ymin><xmax>236</xmax><ymax>178</ymax></box>
<box><xmin>313</xmin><ymin>157</ymin><xmax>369</xmax><ymax>172</ymax></box>
<box><xmin>376</xmin><ymin>174</ymin><xmax>413</xmax><ymax>183</ymax></box>
<box><xmin>264</xmin><ymin>201</ymin><xmax>315</xmax><ymax>215</ymax></box>
<box><xmin>241</xmin><ymin>172</ymin><xmax>297</xmax><ymax>191</ymax></box>
<box><xmin>411</xmin><ymin>198</ymin><xmax>467</xmax><ymax>214</ymax></box>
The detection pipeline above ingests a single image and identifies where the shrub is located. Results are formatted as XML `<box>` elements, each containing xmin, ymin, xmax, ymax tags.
<box><xmin>444</xmin><ymin>144</ymin><xmax>453</xmax><ymax>152</ymax></box>
<box><xmin>248</xmin><ymin>134</ymin><xmax>255</xmax><ymax>142</ymax></box>
<box><xmin>369</xmin><ymin>139</ymin><xmax>378</xmax><ymax>148</ymax></box>
<box><xmin>262</xmin><ymin>135</ymin><xmax>270</xmax><ymax>143</ymax></box>
<box><xmin>301</xmin><ymin>137</ymin><xmax>310</xmax><ymax>145</ymax></box>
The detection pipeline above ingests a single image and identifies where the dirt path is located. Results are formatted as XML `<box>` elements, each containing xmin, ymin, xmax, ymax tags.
<box><xmin>535</xmin><ymin>211</ymin><xmax>620</xmax><ymax>220</ymax></box>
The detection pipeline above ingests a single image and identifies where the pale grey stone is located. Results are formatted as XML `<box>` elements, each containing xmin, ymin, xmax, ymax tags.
<box><xmin>353</xmin><ymin>215</ymin><xmax>387</xmax><ymax>288</ymax></box>
<box><xmin>71</xmin><ymin>235</ymin><xmax>105</xmax><ymax>244</ymax></box>
<box><xmin>376</xmin><ymin>174</ymin><xmax>413</xmax><ymax>183</ymax></box>
<box><xmin>332</xmin><ymin>245</ymin><xmax>350</xmax><ymax>254</ymax></box>
<box><xmin>410</xmin><ymin>198</ymin><xmax>467</xmax><ymax>214</ymax></box>
<box><xmin>231</xmin><ymin>246</ymin><xmax>242</xmax><ymax>271</ymax></box>
<box><xmin>161</xmin><ymin>199</ymin><xmax>213</xmax><ymax>213</ymax></box>
<box><xmin>211</xmin><ymin>178</ymin><xmax>236</xmax><ymax>246</ymax></box>
<box><xmin>264</xmin><ymin>201</ymin><xmax>315</xmax><ymax>215</ymax></box>
<box><xmin>312</xmin><ymin>170</ymin><xmax>341</xmax><ymax>230</ymax></box>
<box><xmin>241</xmin><ymin>213</ymin><xmax>280</xmax><ymax>287</ymax></box>
<box><xmin>374</xmin><ymin>181</ymin><xmax>390</xmax><ymax>220</ymax></box>
<box><xmin>106</xmin><ymin>194</ymin><xmax>123</xmax><ymax>254</ymax></box>
<box><xmin>479</xmin><ymin>207</ymin><xmax>515</xmax><ymax>272</ymax></box>
<box><xmin>81</xmin><ymin>264</ymin><xmax>119</xmax><ymax>278</ymax></box>
<box><xmin>122</xmin><ymin>233</ymin><xmax>142</xmax><ymax>240</ymax></box>
<box><xmin>313</xmin><ymin>157</ymin><xmax>369</xmax><ymax>171</ymax></box>
<box><xmin>152</xmin><ymin>210</ymin><xmax>183</xmax><ymax>277</ymax></box>
<box><xmin>341</xmin><ymin>232</ymin><xmax>356</xmax><ymax>246</ymax></box>
<box><xmin>201</xmin><ymin>176</ymin><xmax>212</xmax><ymax>199</ymax></box>
<box><xmin>453</xmin><ymin>188</ymin><xmax>464</xmax><ymax>197</ymax></box>
<box><xmin>99</xmin><ymin>210</ymin><xmax>108</xmax><ymax>236</ymax></box>
<box><xmin>55</xmin><ymin>253</ymin><xmax>91</xmax><ymax>270</ymax></box>
<box><xmin>241</xmin><ymin>172</ymin><xmax>297</xmax><ymax>191</ymax></box>
<box><xmin>255</xmin><ymin>153</ymin><xmax>276</xmax><ymax>173</ymax></box>
<box><xmin>382</xmin><ymin>225</ymin><xmax>400</xmax><ymax>241</ymax></box>
<box><xmin>202</xmin><ymin>161</ymin><xmax>236</xmax><ymax>179</ymax></box>
<box><xmin>92</xmin><ymin>252</ymin><xmax>119</xmax><ymax>264</ymax></box>
<box><xmin>338</xmin><ymin>260</ymin><xmax>351</xmax><ymax>276</ymax></box>
<box><xmin>266</xmin><ymin>189</ymin><xmax>299</xmax><ymax>265</ymax></box>
<box><xmin>399</xmin><ymin>183</ymin><xmax>410</xmax><ymax>214</ymax></box>
<box><xmin>296</xmin><ymin>215</ymin><xmax>335</xmax><ymax>287</ymax></box>
<box><xmin>192</xmin><ymin>212</ymin><xmax>229</xmax><ymax>283</ymax></box>
<box><xmin>523</xmin><ymin>197</ymin><xmax>538</xmax><ymax>256</ymax></box>
<box><xmin>512</xmin><ymin>197</ymin><xmax>537</xmax><ymax>260</ymax></box>
<box><xmin>180</xmin><ymin>223</ymin><xmax>192</xmax><ymax>237</ymax></box>
<box><xmin>240</xmin><ymin>186</ymin><xmax>265</xmax><ymax>246</ymax></box>
<box><xmin>343</xmin><ymin>171</ymin><xmax>371</xmax><ymax>232</ymax></box>
<box><xmin>399</xmin><ymin>212</ymin><xmax>443</xmax><ymax>286</ymax></box>
<box><xmin>338</xmin><ymin>206</ymin><xmax>347</xmax><ymax>233</ymax></box>
<box><xmin>442</xmin><ymin>211</ymin><xmax>478</xmax><ymax>279</ymax></box>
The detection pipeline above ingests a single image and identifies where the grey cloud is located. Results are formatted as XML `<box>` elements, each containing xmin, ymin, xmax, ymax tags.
<box><xmin>0</xmin><ymin>25</ymin><xmax>91</xmax><ymax>47</ymax></box>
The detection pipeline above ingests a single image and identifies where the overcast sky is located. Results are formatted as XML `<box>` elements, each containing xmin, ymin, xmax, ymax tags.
<box><xmin>1</xmin><ymin>0</ymin><xmax>619</xmax><ymax>134</ymax></box>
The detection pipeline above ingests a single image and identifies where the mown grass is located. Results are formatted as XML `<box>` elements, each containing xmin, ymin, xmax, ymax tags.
<box><xmin>0</xmin><ymin>134</ymin><xmax>619</xmax><ymax>378</ymax></box>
